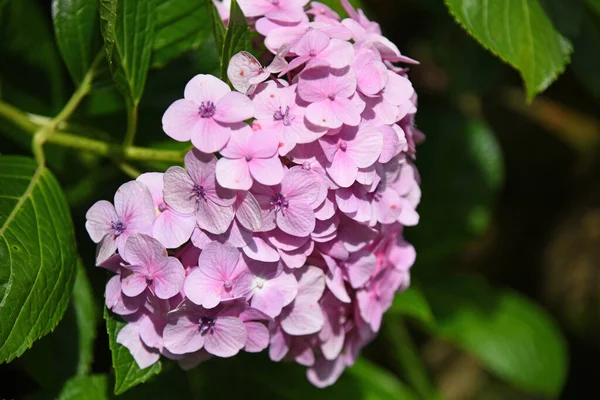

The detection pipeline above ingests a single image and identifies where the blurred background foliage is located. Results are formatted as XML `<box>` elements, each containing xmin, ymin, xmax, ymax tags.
<box><xmin>1</xmin><ymin>0</ymin><xmax>599</xmax><ymax>399</ymax></box>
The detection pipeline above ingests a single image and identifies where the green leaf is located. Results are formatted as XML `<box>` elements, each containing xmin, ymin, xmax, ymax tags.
<box><xmin>220</xmin><ymin>0</ymin><xmax>251</xmax><ymax>81</ymax></box>
<box><xmin>445</xmin><ymin>0</ymin><xmax>573</xmax><ymax>100</ymax></box>
<box><xmin>52</xmin><ymin>0</ymin><xmax>99</xmax><ymax>85</ymax></box>
<box><xmin>571</xmin><ymin>3</ymin><xmax>600</xmax><ymax>99</ymax></box>
<box><xmin>97</xmin><ymin>0</ymin><xmax>117</xmax><ymax>63</ymax></box>
<box><xmin>390</xmin><ymin>287</ymin><xmax>435</xmax><ymax>326</ymax></box>
<box><xmin>318</xmin><ymin>0</ymin><xmax>365</xmax><ymax>16</ymax></box>
<box><xmin>19</xmin><ymin>261</ymin><xmax>99</xmax><ymax>395</ymax></box>
<box><xmin>105</xmin><ymin>307</ymin><xmax>162</xmax><ymax>394</ymax></box>
<box><xmin>206</xmin><ymin>0</ymin><xmax>226</xmax><ymax>57</ymax></box>
<box><xmin>345</xmin><ymin>359</ymin><xmax>419</xmax><ymax>400</ymax></box>
<box><xmin>152</xmin><ymin>0</ymin><xmax>212</xmax><ymax>68</ymax></box>
<box><xmin>73</xmin><ymin>261</ymin><xmax>99</xmax><ymax>375</ymax></box>
<box><xmin>424</xmin><ymin>274</ymin><xmax>568</xmax><ymax>396</ymax></box>
<box><xmin>108</xmin><ymin>0</ymin><xmax>158</xmax><ymax>104</ymax></box>
<box><xmin>57</xmin><ymin>374</ymin><xmax>109</xmax><ymax>400</ymax></box>
<box><xmin>0</xmin><ymin>156</ymin><xmax>77</xmax><ymax>363</ymax></box>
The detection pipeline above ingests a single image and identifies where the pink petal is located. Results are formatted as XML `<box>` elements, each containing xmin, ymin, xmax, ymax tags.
<box><xmin>214</xmin><ymin>92</ymin><xmax>255</xmax><ymax>123</ymax></box>
<box><xmin>280</xmin><ymin>302</ymin><xmax>324</xmax><ymax>336</ymax></box>
<box><xmin>348</xmin><ymin>252</ymin><xmax>376</xmax><ymax>288</ymax></box>
<box><xmin>190</xmin><ymin>117</ymin><xmax>232</xmax><ymax>154</ymax></box>
<box><xmin>163</xmin><ymin>166</ymin><xmax>196</xmax><ymax>214</ymax></box>
<box><xmin>319</xmin><ymin>39</ymin><xmax>354</xmax><ymax>69</ymax></box>
<box><xmin>251</xmin><ymin>288</ymin><xmax>285</xmax><ymax>318</ymax></box>
<box><xmin>235</xmin><ymin>192</ymin><xmax>263</xmax><ymax>232</ymax></box>
<box><xmin>244</xmin><ymin>321</ymin><xmax>269</xmax><ymax>353</ymax></box>
<box><xmin>269</xmin><ymin>324</ymin><xmax>290</xmax><ymax>361</ymax></box>
<box><xmin>204</xmin><ymin>317</ymin><xmax>247</xmax><ymax>357</ymax></box>
<box><xmin>184</xmin><ymin>74</ymin><xmax>231</xmax><ymax>104</ymax></box>
<box><xmin>247</xmin><ymin>130</ymin><xmax>279</xmax><ymax>158</ymax></box>
<box><xmin>114</xmin><ymin>181</ymin><xmax>155</xmax><ymax>234</ymax></box>
<box><xmin>249</xmin><ymin>157</ymin><xmax>284</xmax><ymax>186</ymax></box>
<box><xmin>216</xmin><ymin>157</ymin><xmax>252</xmax><ymax>190</ymax></box>
<box><xmin>281</xmin><ymin>167</ymin><xmax>321</xmax><ymax>205</ymax></box>
<box><xmin>196</xmin><ymin>200</ymin><xmax>234</xmax><ymax>235</ymax></box>
<box><xmin>85</xmin><ymin>200</ymin><xmax>117</xmax><ymax>243</ymax></box>
<box><xmin>152</xmin><ymin>211</ymin><xmax>196</xmax><ymax>249</ymax></box>
<box><xmin>184</xmin><ymin>268</ymin><xmax>223</xmax><ymax>308</ymax></box>
<box><xmin>154</xmin><ymin>257</ymin><xmax>185</xmax><ymax>299</ymax></box>
<box><xmin>326</xmin><ymin>267</ymin><xmax>351</xmax><ymax>303</ymax></box>
<box><xmin>296</xmin><ymin>265</ymin><xmax>326</xmax><ymax>302</ymax></box>
<box><xmin>199</xmin><ymin>242</ymin><xmax>241</xmax><ymax>279</ymax></box>
<box><xmin>295</xmin><ymin>28</ymin><xmax>330</xmax><ymax>56</ymax></box>
<box><xmin>162</xmin><ymin>99</ymin><xmax>200</xmax><ymax>142</ymax></box>
<box><xmin>243</xmin><ymin>235</ymin><xmax>281</xmax><ymax>262</ymax></box>
<box><xmin>122</xmin><ymin>233</ymin><xmax>167</xmax><ymax>269</ymax></box>
<box><xmin>163</xmin><ymin>316</ymin><xmax>205</xmax><ymax>355</ymax></box>
<box><xmin>305</xmin><ymin>100</ymin><xmax>341</xmax><ymax>129</ymax></box>
<box><xmin>117</xmin><ymin>322</ymin><xmax>160</xmax><ymax>369</ymax></box>
<box><xmin>277</xmin><ymin>202</ymin><xmax>315</xmax><ymax>237</ymax></box>
<box><xmin>327</xmin><ymin>150</ymin><xmax>357</xmax><ymax>188</ymax></box>
<box><xmin>307</xmin><ymin>357</ymin><xmax>346</xmax><ymax>388</ymax></box>
<box><xmin>219</xmin><ymin>125</ymin><xmax>251</xmax><ymax>158</ymax></box>
<box><xmin>121</xmin><ymin>273</ymin><xmax>148</xmax><ymax>298</ymax></box>
<box><xmin>347</xmin><ymin>123</ymin><xmax>384</xmax><ymax>168</ymax></box>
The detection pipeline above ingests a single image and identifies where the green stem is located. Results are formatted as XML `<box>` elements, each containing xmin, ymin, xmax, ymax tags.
<box><xmin>51</xmin><ymin>51</ymin><xmax>104</xmax><ymax>128</ymax></box>
<box><xmin>0</xmin><ymin>100</ymin><xmax>185</xmax><ymax>164</ymax></box>
<box><xmin>384</xmin><ymin>320</ymin><xmax>440</xmax><ymax>400</ymax></box>
<box><xmin>123</xmin><ymin>101</ymin><xmax>139</xmax><ymax>147</ymax></box>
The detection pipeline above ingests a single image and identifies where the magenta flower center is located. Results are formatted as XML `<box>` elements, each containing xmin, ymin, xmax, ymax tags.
<box><xmin>270</xmin><ymin>193</ymin><xmax>289</xmax><ymax>214</ymax></box>
<box><xmin>158</xmin><ymin>202</ymin><xmax>168</xmax><ymax>212</ymax></box>
<box><xmin>302</xmin><ymin>161</ymin><xmax>311</xmax><ymax>170</ymax></box>
<box><xmin>111</xmin><ymin>219</ymin><xmax>127</xmax><ymax>235</ymax></box>
<box><xmin>273</xmin><ymin>106</ymin><xmax>293</xmax><ymax>127</ymax></box>
<box><xmin>339</xmin><ymin>140</ymin><xmax>348</xmax><ymax>151</ymax></box>
<box><xmin>192</xmin><ymin>184</ymin><xmax>206</xmax><ymax>200</ymax></box>
<box><xmin>270</xmin><ymin>0</ymin><xmax>280</xmax><ymax>5</ymax></box>
<box><xmin>198</xmin><ymin>101</ymin><xmax>216</xmax><ymax>118</ymax></box>
<box><xmin>199</xmin><ymin>316</ymin><xmax>216</xmax><ymax>335</ymax></box>
<box><xmin>327</xmin><ymin>93</ymin><xmax>336</xmax><ymax>101</ymax></box>
<box><xmin>309</xmin><ymin>50</ymin><xmax>317</xmax><ymax>57</ymax></box>
<box><xmin>223</xmin><ymin>279</ymin><xmax>233</xmax><ymax>291</ymax></box>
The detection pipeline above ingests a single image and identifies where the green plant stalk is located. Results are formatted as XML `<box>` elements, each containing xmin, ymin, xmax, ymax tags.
<box><xmin>123</xmin><ymin>101</ymin><xmax>139</xmax><ymax>147</ymax></box>
<box><xmin>384</xmin><ymin>320</ymin><xmax>440</xmax><ymax>400</ymax></box>
<box><xmin>0</xmin><ymin>100</ymin><xmax>185</xmax><ymax>163</ymax></box>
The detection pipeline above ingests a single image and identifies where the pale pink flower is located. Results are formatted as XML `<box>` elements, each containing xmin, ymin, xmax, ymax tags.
<box><xmin>184</xmin><ymin>242</ymin><xmax>247</xmax><ymax>308</ymax></box>
<box><xmin>234</xmin><ymin>258</ymin><xmax>298</xmax><ymax>318</ymax></box>
<box><xmin>86</xmin><ymin>181</ymin><xmax>155</xmax><ymax>264</ymax></box>
<box><xmin>356</xmin><ymin>266</ymin><xmax>405</xmax><ymax>332</ymax></box>
<box><xmin>162</xmin><ymin>74</ymin><xmax>254</xmax><ymax>153</ymax></box>
<box><xmin>237</xmin><ymin>0</ymin><xmax>309</xmax><ymax>22</ymax></box>
<box><xmin>164</xmin><ymin>150</ymin><xmax>236</xmax><ymax>235</ymax></box>
<box><xmin>307</xmin><ymin>2</ymin><xmax>340</xmax><ymax>21</ymax></box>
<box><xmin>120</xmin><ymin>234</ymin><xmax>185</xmax><ymax>299</ymax></box>
<box><xmin>163</xmin><ymin>302</ymin><xmax>247</xmax><ymax>357</ymax></box>
<box><xmin>279</xmin><ymin>266</ymin><xmax>326</xmax><ymax>335</ymax></box>
<box><xmin>227</xmin><ymin>48</ymin><xmax>289</xmax><ymax>95</ymax></box>
<box><xmin>252</xmin><ymin>82</ymin><xmax>327</xmax><ymax>156</ymax></box>
<box><xmin>216</xmin><ymin>125</ymin><xmax>284</xmax><ymax>190</ymax></box>
<box><xmin>352</xmin><ymin>42</ymin><xmax>388</xmax><ymax>96</ymax></box>
<box><xmin>136</xmin><ymin>172</ymin><xmax>196</xmax><ymax>249</ymax></box>
<box><xmin>117</xmin><ymin>318</ymin><xmax>160</xmax><ymax>369</ymax></box>
<box><xmin>282</xmin><ymin>29</ymin><xmax>354</xmax><ymax>73</ymax></box>
<box><xmin>319</xmin><ymin>123</ymin><xmax>383</xmax><ymax>188</ymax></box>
<box><xmin>298</xmin><ymin>66</ymin><xmax>363</xmax><ymax>129</ymax></box>
<box><xmin>252</xmin><ymin>167</ymin><xmax>322</xmax><ymax>237</ymax></box>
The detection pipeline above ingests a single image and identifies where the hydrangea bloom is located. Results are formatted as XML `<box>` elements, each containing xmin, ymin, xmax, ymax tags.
<box><xmin>86</xmin><ymin>0</ymin><xmax>424</xmax><ymax>389</ymax></box>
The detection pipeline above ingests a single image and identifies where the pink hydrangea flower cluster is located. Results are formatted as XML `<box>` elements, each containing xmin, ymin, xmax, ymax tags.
<box><xmin>85</xmin><ymin>0</ymin><xmax>424</xmax><ymax>388</ymax></box>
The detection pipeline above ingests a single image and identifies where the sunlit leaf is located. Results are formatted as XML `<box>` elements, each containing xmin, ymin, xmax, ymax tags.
<box><xmin>445</xmin><ymin>0</ymin><xmax>572</xmax><ymax>100</ymax></box>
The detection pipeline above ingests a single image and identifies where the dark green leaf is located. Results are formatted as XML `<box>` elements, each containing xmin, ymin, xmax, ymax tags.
<box><xmin>344</xmin><ymin>359</ymin><xmax>419</xmax><ymax>400</ymax></box>
<box><xmin>206</xmin><ymin>0</ymin><xmax>226</xmax><ymax>58</ymax></box>
<box><xmin>105</xmin><ymin>308</ymin><xmax>162</xmax><ymax>394</ymax></box>
<box><xmin>97</xmin><ymin>0</ymin><xmax>118</xmax><ymax>63</ymax></box>
<box><xmin>425</xmin><ymin>274</ymin><xmax>568</xmax><ymax>395</ymax></box>
<box><xmin>110</xmin><ymin>0</ymin><xmax>158</xmax><ymax>104</ymax></box>
<box><xmin>220</xmin><ymin>0</ymin><xmax>251</xmax><ymax>81</ymax></box>
<box><xmin>73</xmin><ymin>260</ymin><xmax>99</xmax><ymax>375</ymax></box>
<box><xmin>0</xmin><ymin>156</ymin><xmax>78</xmax><ymax>363</ymax></box>
<box><xmin>57</xmin><ymin>374</ymin><xmax>109</xmax><ymax>400</ymax></box>
<box><xmin>52</xmin><ymin>0</ymin><xmax>99</xmax><ymax>85</ymax></box>
<box><xmin>571</xmin><ymin>3</ymin><xmax>600</xmax><ymax>99</ymax></box>
<box><xmin>318</xmin><ymin>0</ymin><xmax>364</xmax><ymax>16</ymax></box>
<box><xmin>152</xmin><ymin>0</ymin><xmax>212</xmax><ymax>68</ymax></box>
<box><xmin>445</xmin><ymin>0</ymin><xmax>572</xmax><ymax>100</ymax></box>
<box><xmin>390</xmin><ymin>287</ymin><xmax>435</xmax><ymax>326</ymax></box>
<box><xmin>19</xmin><ymin>261</ymin><xmax>98</xmax><ymax>394</ymax></box>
